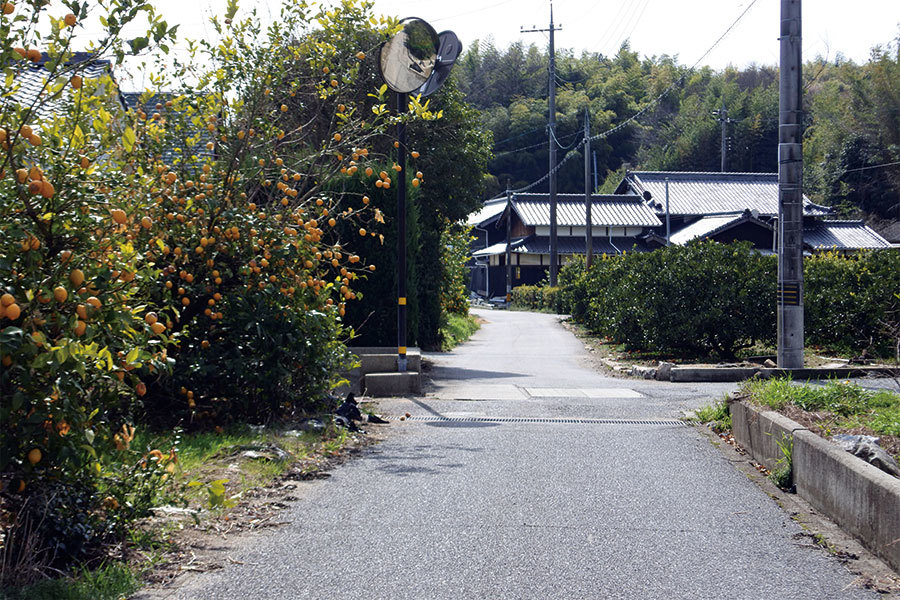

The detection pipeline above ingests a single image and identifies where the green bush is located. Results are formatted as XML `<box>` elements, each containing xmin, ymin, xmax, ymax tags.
<box><xmin>559</xmin><ymin>242</ymin><xmax>900</xmax><ymax>358</ymax></box>
<box><xmin>511</xmin><ymin>285</ymin><xmax>562</xmax><ymax>312</ymax></box>
<box><xmin>559</xmin><ymin>242</ymin><xmax>775</xmax><ymax>357</ymax></box>
<box><xmin>805</xmin><ymin>250</ymin><xmax>900</xmax><ymax>356</ymax></box>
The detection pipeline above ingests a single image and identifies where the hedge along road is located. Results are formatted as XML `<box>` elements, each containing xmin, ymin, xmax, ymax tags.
<box><xmin>148</xmin><ymin>309</ymin><xmax>879</xmax><ymax>600</ymax></box>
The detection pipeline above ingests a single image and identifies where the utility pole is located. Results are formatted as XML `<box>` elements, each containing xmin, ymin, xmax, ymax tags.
<box><xmin>506</xmin><ymin>188</ymin><xmax>512</xmax><ymax>301</ymax></box>
<box><xmin>778</xmin><ymin>0</ymin><xmax>804</xmax><ymax>368</ymax></box>
<box><xmin>712</xmin><ymin>102</ymin><xmax>734</xmax><ymax>172</ymax></box>
<box><xmin>584</xmin><ymin>108</ymin><xmax>593</xmax><ymax>268</ymax></box>
<box><xmin>522</xmin><ymin>4</ymin><xmax>562</xmax><ymax>284</ymax></box>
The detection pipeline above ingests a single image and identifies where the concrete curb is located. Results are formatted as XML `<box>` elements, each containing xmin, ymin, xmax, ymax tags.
<box><xmin>729</xmin><ymin>400</ymin><xmax>900</xmax><ymax>573</ymax></box>
<box><xmin>346</xmin><ymin>347</ymin><xmax>423</xmax><ymax>397</ymax></box>
<box><xmin>666</xmin><ymin>366</ymin><xmax>895</xmax><ymax>383</ymax></box>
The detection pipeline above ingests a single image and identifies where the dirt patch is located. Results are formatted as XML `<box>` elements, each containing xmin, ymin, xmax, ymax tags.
<box><xmin>128</xmin><ymin>426</ymin><xmax>387</xmax><ymax>593</ymax></box>
<box><xmin>776</xmin><ymin>404</ymin><xmax>900</xmax><ymax>460</ymax></box>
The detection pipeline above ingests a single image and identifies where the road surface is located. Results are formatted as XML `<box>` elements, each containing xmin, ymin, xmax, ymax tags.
<box><xmin>147</xmin><ymin>309</ymin><xmax>878</xmax><ymax>599</ymax></box>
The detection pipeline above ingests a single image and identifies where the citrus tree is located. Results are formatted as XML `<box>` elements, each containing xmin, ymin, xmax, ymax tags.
<box><xmin>0</xmin><ymin>0</ymin><xmax>185</xmax><ymax>580</ymax></box>
<box><xmin>0</xmin><ymin>0</ymin><xmax>436</xmax><ymax>582</ymax></box>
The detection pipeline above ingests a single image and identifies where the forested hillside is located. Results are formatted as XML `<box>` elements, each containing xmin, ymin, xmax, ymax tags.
<box><xmin>455</xmin><ymin>35</ymin><xmax>900</xmax><ymax>224</ymax></box>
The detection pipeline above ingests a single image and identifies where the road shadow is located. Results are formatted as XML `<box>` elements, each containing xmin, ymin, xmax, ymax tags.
<box><xmin>426</xmin><ymin>366</ymin><xmax>524</xmax><ymax>381</ymax></box>
<box><xmin>424</xmin><ymin>421</ymin><xmax>499</xmax><ymax>429</ymax></box>
<box><xmin>366</xmin><ymin>443</ymin><xmax>479</xmax><ymax>477</ymax></box>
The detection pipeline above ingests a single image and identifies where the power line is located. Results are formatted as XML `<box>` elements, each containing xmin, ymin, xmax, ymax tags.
<box><xmin>842</xmin><ymin>160</ymin><xmax>900</xmax><ymax>173</ymax></box>
<box><xmin>494</xmin><ymin>125</ymin><xmax>548</xmax><ymax>148</ymax></box>
<box><xmin>504</xmin><ymin>0</ymin><xmax>761</xmax><ymax>195</ymax></box>
<box><xmin>588</xmin><ymin>0</ymin><xmax>760</xmax><ymax>145</ymax></box>
<box><xmin>614</xmin><ymin>0</ymin><xmax>652</xmax><ymax>53</ymax></box>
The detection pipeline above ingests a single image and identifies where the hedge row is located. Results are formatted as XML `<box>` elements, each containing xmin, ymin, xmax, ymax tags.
<box><xmin>557</xmin><ymin>242</ymin><xmax>900</xmax><ymax>359</ymax></box>
<box><xmin>511</xmin><ymin>285</ymin><xmax>562</xmax><ymax>313</ymax></box>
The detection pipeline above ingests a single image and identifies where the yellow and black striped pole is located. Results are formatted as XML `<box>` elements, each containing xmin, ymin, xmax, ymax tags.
<box><xmin>396</xmin><ymin>91</ymin><xmax>408</xmax><ymax>372</ymax></box>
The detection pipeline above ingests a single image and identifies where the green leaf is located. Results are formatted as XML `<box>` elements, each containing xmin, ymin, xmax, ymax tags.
<box><xmin>125</xmin><ymin>347</ymin><xmax>140</xmax><ymax>364</ymax></box>
<box><xmin>85</xmin><ymin>429</ymin><xmax>95</xmax><ymax>444</ymax></box>
<box><xmin>225</xmin><ymin>0</ymin><xmax>239</xmax><ymax>20</ymax></box>
<box><xmin>129</xmin><ymin>36</ymin><xmax>149</xmax><ymax>55</ymax></box>
<box><xmin>122</xmin><ymin>126</ymin><xmax>136</xmax><ymax>152</ymax></box>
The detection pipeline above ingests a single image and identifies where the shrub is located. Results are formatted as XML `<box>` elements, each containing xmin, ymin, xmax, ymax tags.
<box><xmin>559</xmin><ymin>242</ymin><xmax>775</xmax><ymax>357</ymax></box>
<box><xmin>805</xmin><ymin>250</ymin><xmax>900</xmax><ymax>356</ymax></box>
<box><xmin>561</xmin><ymin>242</ymin><xmax>900</xmax><ymax>359</ymax></box>
<box><xmin>510</xmin><ymin>284</ymin><xmax>562</xmax><ymax>312</ymax></box>
<box><xmin>1</xmin><ymin>0</ymin><xmax>424</xmax><ymax>584</ymax></box>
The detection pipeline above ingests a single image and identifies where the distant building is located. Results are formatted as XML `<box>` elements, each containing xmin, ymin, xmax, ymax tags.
<box><xmin>467</xmin><ymin>171</ymin><xmax>892</xmax><ymax>297</ymax></box>
<box><xmin>616</xmin><ymin>171</ymin><xmax>891</xmax><ymax>253</ymax></box>
<box><xmin>468</xmin><ymin>194</ymin><xmax>660</xmax><ymax>297</ymax></box>
<box><xmin>8</xmin><ymin>51</ymin><xmax>125</xmax><ymax>118</ymax></box>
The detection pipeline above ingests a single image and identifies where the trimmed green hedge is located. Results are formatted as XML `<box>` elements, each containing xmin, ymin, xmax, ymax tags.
<box><xmin>511</xmin><ymin>285</ymin><xmax>562</xmax><ymax>313</ymax></box>
<box><xmin>558</xmin><ymin>242</ymin><xmax>900</xmax><ymax>359</ymax></box>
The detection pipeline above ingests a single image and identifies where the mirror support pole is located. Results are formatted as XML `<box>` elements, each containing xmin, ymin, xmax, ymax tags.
<box><xmin>396</xmin><ymin>91</ymin><xmax>408</xmax><ymax>373</ymax></box>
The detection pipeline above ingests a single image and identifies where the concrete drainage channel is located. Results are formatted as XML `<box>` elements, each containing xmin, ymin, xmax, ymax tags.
<box><xmin>386</xmin><ymin>415</ymin><xmax>685</xmax><ymax>426</ymax></box>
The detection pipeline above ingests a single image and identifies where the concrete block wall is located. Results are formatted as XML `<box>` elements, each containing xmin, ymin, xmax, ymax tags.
<box><xmin>793</xmin><ymin>430</ymin><xmax>900</xmax><ymax>573</ymax></box>
<box><xmin>729</xmin><ymin>400</ymin><xmax>900</xmax><ymax>573</ymax></box>
<box><xmin>728</xmin><ymin>400</ymin><xmax>799</xmax><ymax>470</ymax></box>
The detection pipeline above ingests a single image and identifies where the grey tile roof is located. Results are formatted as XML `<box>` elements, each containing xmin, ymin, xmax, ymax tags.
<box><xmin>472</xmin><ymin>235</ymin><xmax>647</xmax><ymax>256</ymax></box>
<box><xmin>6</xmin><ymin>52</ymin><xmax>118</xmax><ymax>120</ymax></box>
<box><xmin>119</xmin><ymin>91</ymin><xmax>215</xmax><ymax>166</ymax></box>
<box><xmin>472</xmin><ymin>238</ymin><xmax>527</xmax><ymax>257</ymax></box>
<box><xmin>669</xmin><ymin>212</ymin><xmax>773</xmax><ymax>245</ymax></box>
<box><xmin>622</xmin><ymin>171</ymin><xmax>832</xmax><ymax>217</ymax></box>
<box><xmin>803</xmin><ymin>221</ymin><xmax>892</xmax><ymax>250</ymax></box>
<box><xmin>512</xmin><ymin>193</ymin><xmax>662</xmax><ymax>227</ymax></box>
<box><xmin>516</xmin><ymin>236</ymin><xmax>648</xmax><ymax>255</ymax></box>
<box><xmin>468</xmin><ymin>200</ymin><xmax>507</xmax><ymax>227</ymax></box>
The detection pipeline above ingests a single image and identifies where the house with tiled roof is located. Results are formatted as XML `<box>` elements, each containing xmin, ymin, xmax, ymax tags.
<box><xmin>615</xmin><ymin>171</ymin><xmax>891</xmax><ymax>253</ymax></box>
<box><xmin>6</xmin><ymin>53</ymin><xmax>203</xmax><ymax>162</ymax></box>
<box><xmin>468</xmin><ymin>193</ymin><xmax>661</xmax><ymax>297</ymax></box>
<box><xmin>5</xmin><ymin>51</ymin><xmax>128</xmax><ymax>125</ymax></box>
<box><xmin>467</xmin><ymin>171</ymin><xmax>892</xmax><ymax>297</ymax></box>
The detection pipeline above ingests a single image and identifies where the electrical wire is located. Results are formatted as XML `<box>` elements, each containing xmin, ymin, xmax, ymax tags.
<box><xmin>614</xmin><ymin>0</ymin><xmax>652</xmax><ymax>53</ymax></box>
<box><xmin>842</xmin><ymin>160</ymin><xmax>900</xmax><ymax>173</ymax></box>
<box><xmin>503</xmin><ymin>0</ymin><xmax>761</xmax><ymax>195</ymax></box>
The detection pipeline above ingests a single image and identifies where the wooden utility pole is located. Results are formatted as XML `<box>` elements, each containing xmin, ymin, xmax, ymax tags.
<box><xmin>522</xmin><ymin>5</ymin><xmax>562</xmax><ymax>284</ymax></box>
<box><xmin>713</xmin><ymin>102</ymin><xmax>733</xmax><ymax>172</ymax></box>
<box><xmin>778</xmin><ymin>0</ymin><xmax>804</xmax><ymax>368</ymax></box>
<box><xmin>506</xmin><ymin>189</ymin><xmax>512</xmax><ymax>300</ymax></box>
<box><xmin>584</xmin><ymin>108</ymin><xmax>593</xmax><ymax>268</ymax></box>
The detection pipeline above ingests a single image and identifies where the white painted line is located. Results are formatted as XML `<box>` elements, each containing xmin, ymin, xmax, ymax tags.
<box><xmin>525</xmin><ymin>387</ymin><xmax>644</xmax><ymax>398</ymax></box>
<box><xmin>430</xmin><ymin>384</ymin><xmax>529</xmax><ymax>401</ymax></box>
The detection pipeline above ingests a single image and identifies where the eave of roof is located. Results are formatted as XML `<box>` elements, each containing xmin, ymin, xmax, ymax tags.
<box><xmin>803</xmin><ymin>220</ymin><xmax>892</xmax><ymax>250</ymax></box>
<box><xmin>619</xmin><ymin>171</ymin><xmax>831</xmax><ymax>217</ymax></box>
<box><xmin>511</xmin><ymin>193</ymin><xmax>661</xmax><ymax>227</ymax></box>
<box><xmin>669</xmin><ymin>212</ymin><xmax>773</xmax><ymax>245</ymax></box>
<box><xmin>467</xmin><ymin>200</ymin><xmax>507</xmax><ymax>227</ymax></box>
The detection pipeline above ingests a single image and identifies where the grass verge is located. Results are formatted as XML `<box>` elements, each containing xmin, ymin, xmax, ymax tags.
<box><xmin>2</xmin><ymin>422</ymin><xmax>364</xmax><ymax>599</ymax></box>
<box><xmin>690</xmin><ymin>397</ymin><xmax>732</xmax><ymax>431</ymax></box>
<box><xmin>1</xmin><ymin>562</ymin><xmax>140</xmax><ymax>600</ymax></box>
<box><xmin>740</xmin><ymin>377</ymin><xmax>900</xmax><ymax>462</ymax></box>
<box><xmin>742</xmin><ymin>378</ymin><xmax>900</xmax><ymax>437</ymax></box>
<box><xmin>440</xmin><ymin>312</ymin><xmax>480</xmax><ymax>350</ymax></box>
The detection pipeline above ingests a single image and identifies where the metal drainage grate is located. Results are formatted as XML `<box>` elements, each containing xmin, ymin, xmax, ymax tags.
<box><xmin>388</xmin><ymin>415</ymin><xmax>685</xmax><ymax>426</ymax></box>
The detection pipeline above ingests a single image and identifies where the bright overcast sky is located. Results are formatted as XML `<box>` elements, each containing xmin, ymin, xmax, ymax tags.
<box><xmin>69</xmin><ymin>0</ymin><xmax>899</xmax><ymax>88</ymax></box>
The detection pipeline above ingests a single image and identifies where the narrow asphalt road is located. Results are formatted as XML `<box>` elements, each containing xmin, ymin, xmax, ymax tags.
<box><xmin>147</xmin><ymin>309</ymin><xmax>879</xmax><ymax>599</ymax></box>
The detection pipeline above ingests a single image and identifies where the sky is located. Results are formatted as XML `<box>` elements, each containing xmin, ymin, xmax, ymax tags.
<box><xmin>65</xmin><ymin>0</ymin><xmax>899</xmax><ymax>88</ymax></box>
